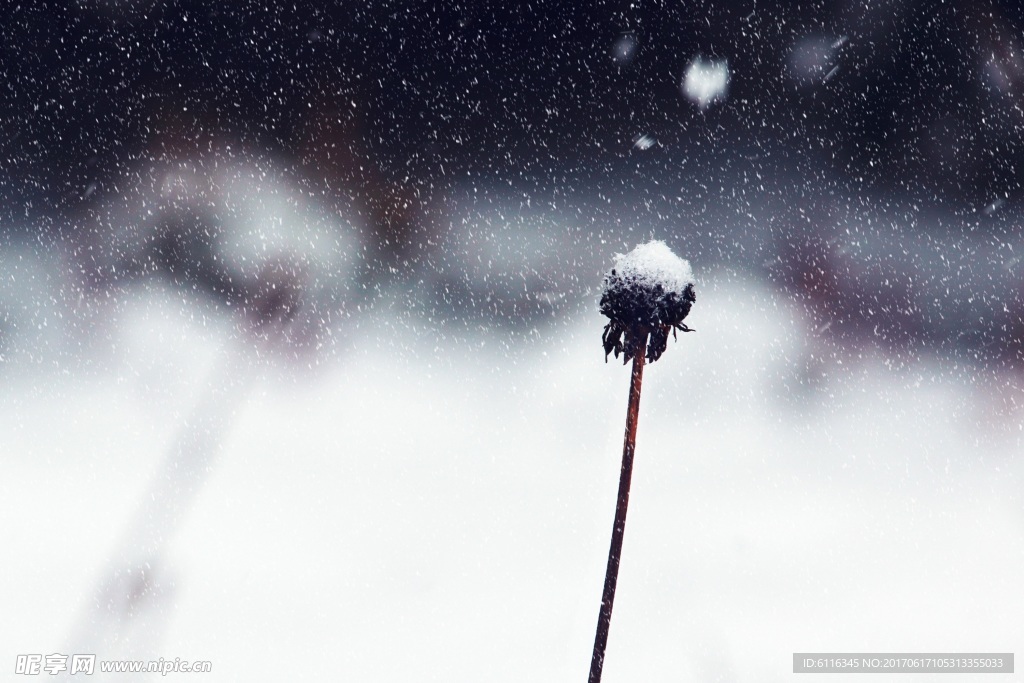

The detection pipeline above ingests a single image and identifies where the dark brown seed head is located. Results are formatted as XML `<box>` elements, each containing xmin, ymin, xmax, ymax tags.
<box><xmin>599</xmin><ymin>241</ymin><xmax>696</xmax><ymax>363</ymax></box>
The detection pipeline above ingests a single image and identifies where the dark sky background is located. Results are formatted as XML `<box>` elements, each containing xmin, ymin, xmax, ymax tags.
<box><xmin>7</xmin><ymin>0</ymin><xmax>1024</xmax><ymax>214</ymax></box>
<box><xmin>4</xmin><ymin>0</ymin><xmax>1024</xmax><ymax>369</ymax></box>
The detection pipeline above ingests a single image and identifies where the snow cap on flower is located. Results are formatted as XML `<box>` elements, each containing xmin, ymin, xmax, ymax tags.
<box><xmin>600</xmin><ymin>240</ymin><xmax>696</xmax><ymax>363</ymax></box>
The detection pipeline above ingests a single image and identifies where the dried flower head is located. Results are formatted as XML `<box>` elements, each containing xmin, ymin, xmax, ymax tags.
<box><xmin>242</xmin><ymin>257</ymin><xmax>305</xmax><ymax>332</ymax></box>
<box><xmin>600</xmin><ymin>240</ymin><xmax>696</xmax><ymax>363</ymax></box>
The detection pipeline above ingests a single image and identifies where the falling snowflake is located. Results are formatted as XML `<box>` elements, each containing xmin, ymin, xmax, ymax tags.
<box><xmin>632</xmin><ymin>134</ymin><xmax>656</xmax><ymax>151</ymax></box>
<box><xmin>611</xmin><ymin>33</ymin><xmax>638</xmax><ymax>65</ymax></box>
<box><xmin>682</xmin><ymin>58</ymin><xmax>730</xmax><ymax>108</ymax></box>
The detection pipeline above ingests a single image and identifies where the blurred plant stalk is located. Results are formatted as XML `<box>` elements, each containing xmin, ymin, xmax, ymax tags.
<box><xmin>60</xmin><ymin>291</ymin><xmax>300</xmax><ymax>678</ymax></box>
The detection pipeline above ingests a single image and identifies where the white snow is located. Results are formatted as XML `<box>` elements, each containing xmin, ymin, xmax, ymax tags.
<box><xmin>606</xmin><ymin>240</ymin><xmax>695</xmax><ymax>295</ymax></box>
<box><xmin>682</xmin><ymin>58</ymin><xmax>729</xmax><ymax>108</ymax></box>
<box><xmin>3</xmin><ymin>276</ymin><xmax>1022</xmax><ymax>682</ymax></box>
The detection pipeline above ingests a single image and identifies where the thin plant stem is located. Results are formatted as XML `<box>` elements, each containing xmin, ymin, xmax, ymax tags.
<box><xmin>589</xmin><ymin>331</ymin><xmax>648</xmax><ymax>683</ymax></box>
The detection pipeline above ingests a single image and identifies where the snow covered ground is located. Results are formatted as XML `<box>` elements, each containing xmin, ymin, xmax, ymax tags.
<box><xmin>2</xmin><ymin>272</ymin><xmax>1022</xmax><ymax>681</ymax></box>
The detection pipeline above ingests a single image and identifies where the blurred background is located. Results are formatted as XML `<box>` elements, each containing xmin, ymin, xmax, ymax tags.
<box><xmin>2</xmin><ymin>0</ymin><xmax>1023</xmax><ymax>681</ymax></box>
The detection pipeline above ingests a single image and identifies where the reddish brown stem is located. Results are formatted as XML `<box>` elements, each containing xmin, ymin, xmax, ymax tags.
<box><xmin>589</xmin><ymin>334</ymin><xmax>647</xmax><ymax>683</ymax></box>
